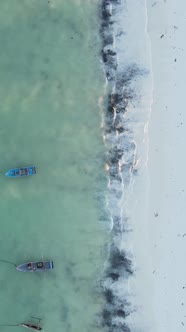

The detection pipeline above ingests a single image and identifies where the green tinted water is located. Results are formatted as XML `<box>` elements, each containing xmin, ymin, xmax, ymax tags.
<box><xmin>0</xmin><ymin>1</ymin><xmax>107</xmax><ymax>331</ymax></box>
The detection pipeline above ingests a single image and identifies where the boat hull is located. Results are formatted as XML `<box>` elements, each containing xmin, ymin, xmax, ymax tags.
<box><xmin>16</xmin><ymin>261</ymin><xmax>54</xmax><ymax>272</ymax></box>
<box><xmin>21</xmin><ymin>324</ymin><xmax>42</xmax><ymax>331</ymax></box>
<box><xmin>5</xmin><ymin>166</ymin><xmax>36</xmax><ymax>177</ymax></box>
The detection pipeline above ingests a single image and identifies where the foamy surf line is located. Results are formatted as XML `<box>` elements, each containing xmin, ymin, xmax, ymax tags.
<box><xmin>99</xmin><ymin>1</ymin><xmax>153</xmax><ymax>331</ymax></box>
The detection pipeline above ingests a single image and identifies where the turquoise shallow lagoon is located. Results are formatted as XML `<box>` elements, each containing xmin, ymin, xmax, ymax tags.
<box><xmin>0</xmin><ymin>1</ymin><xmax>107</xmax><ymax>331</ymax></box>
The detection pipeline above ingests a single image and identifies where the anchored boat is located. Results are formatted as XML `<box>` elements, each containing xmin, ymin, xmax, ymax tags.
<box><xmin>16</xmin><ymin>261</ymin><xmax>54</xmax><ymax>272</ymax></box>
<box><xmin>0</xmin><ymin>317</ymin><xmax>42</xmax><ymax>331</ymax></box>
<box><xmin>20</xmin><ymin>323</ymin><xmax>42</xmax><ymax>331</ymax></box>
<box><xmin>5</xmin><ymin>166</ymin><xmax>36</xmax><ymax>177</ymax></box>
<box><xmin>0</xmin><ymin>324</ymin><xmax>42</xmax><ymax>331</ymax></box>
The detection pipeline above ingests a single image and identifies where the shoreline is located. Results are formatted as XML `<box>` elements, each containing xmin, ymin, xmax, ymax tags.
<box><xmin>99</xmin><ymin>1</ymin><xmax>153</xmax><ymax>331</ymax></box>
<box><xmin>98</xmin><ymin>0</ymin><xmax>186</xmax><ymax>332</ymax></box>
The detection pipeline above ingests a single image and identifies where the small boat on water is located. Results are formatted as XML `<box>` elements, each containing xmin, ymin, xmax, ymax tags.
<box><xmin>0</xmin><ymin>317</ymin><xmax>42</xmax><ymax>331</ymax></box>
<box><xmin>16</xmin><ymin>261</ymin><xmax>54</xmax><ymax>272</ymax></box>
<box><xmin>0</xmin><ymin>324</ymin><xmax>42</xmax><ymax>331</ymax></box>
<box><xmin>20</xmin><ymin>324</ymin><xmax>42</xmax><ymax>331</ymax></box>
<box><xmin>5</xmin><ymin>166</ymin><xmax>36</xmax><ymax>177</ymax></box>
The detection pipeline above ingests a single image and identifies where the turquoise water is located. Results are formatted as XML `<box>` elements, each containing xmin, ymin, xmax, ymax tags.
<box><xmin>0</xmin><ymin>1</ymin><xmax>107</xmax><ymax>331</ymax></box>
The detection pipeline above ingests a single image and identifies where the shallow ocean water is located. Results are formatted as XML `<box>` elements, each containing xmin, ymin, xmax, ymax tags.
<box><xmin>0</xmin><ymin>1</ymin><xmax>107</xmax><ymax>331</ymax></box>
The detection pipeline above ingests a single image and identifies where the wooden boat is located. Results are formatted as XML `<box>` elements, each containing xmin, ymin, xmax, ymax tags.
<box><xmin>20</xmin><ymin>324</ymin><xmax>42</xmax><ymax>331</ymax></box>
<box><xmin>5</xmin><ymin>166</ymin><xmax>36</xmax><ymax>177</ymax></box>
<box><xmin>16</xmin><ymin>261</ymin><xmax>54</xmax><ymax>272</ymax></box>
<box><xmin>0</xmin><ymin>319</ymin><xmax>42</xmax><ymax>331</ymax></box>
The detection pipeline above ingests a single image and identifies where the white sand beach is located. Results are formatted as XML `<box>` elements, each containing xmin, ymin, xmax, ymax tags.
<box><xmin>147</xmin><ymin>1</ymin><xmax>186</xmax><ymax>331</ymax></box>
<box><xmin>110</xmin><ymin>1</ymin><xmax>186</xmax><ymax>331</ymax></box>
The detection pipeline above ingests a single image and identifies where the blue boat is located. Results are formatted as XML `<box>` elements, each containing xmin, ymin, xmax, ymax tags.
<box><xmin>16</xmin><ymin>261</ymin><xmax>54</xmax><ymax>272</ymax></box>
<box><xmin>5</xmin><ymin>166</ymin><xmax>36</xmax><ymax>177</ymax></box>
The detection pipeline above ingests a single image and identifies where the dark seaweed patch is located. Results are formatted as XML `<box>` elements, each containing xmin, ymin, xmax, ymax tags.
<box><xmin>102</xmin><ymin>309</ymin><xmax>112</xmax><ymax>327</ymax></box>
<box><xmin>111</xmin><ymin>323</ymin><xmax>131</xmax><ymax>332</ymax></box>
<box><xmin>108</xmin><ymin>272</ymin><xmax>120</xmax><ymax>281</ymax></box>
<box><xmin>99</xmin><ymin>1</ymin><xmax>138</xmax><ymax>331</ymax></box>
<box><xmin>109</xmin><ymin>247</ymin><xmax>132</xmax><ymax>274</ymax></box>
<box><xmin>100</xmin><ymin>291</ymin><xmax>132</xmax><ymax>331</ymax></box>
<box><xmin>110</xmin><ymin>148</ymin><xmax>123</xmax><ymax>164</ymax></box>
<box><xmin>116</xmin><ymin>309</ymin><xmax>126</xmax><ymax>318</ymax></box>
<box><xmin>61</xmin><ymin>304</ymin><xmax>69</xmax><ymax>322</ymax></box>
<box><xmin>101</xmin><ymin>49</ymin><xmax>117</xmax><ymax>73</ymax></box>
<box><xmin>104</xmin><ymin>289</ymin><xmax>115</xmax><ymax>303</ymax></box>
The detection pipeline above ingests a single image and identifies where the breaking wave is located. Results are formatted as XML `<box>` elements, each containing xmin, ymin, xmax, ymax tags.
<box><xmin>99</xmin><ymin>1</ymin><xmax>153</xmax><ymax>331</ymax></box>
